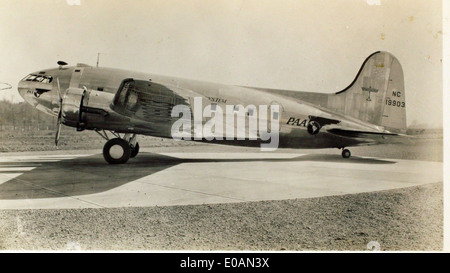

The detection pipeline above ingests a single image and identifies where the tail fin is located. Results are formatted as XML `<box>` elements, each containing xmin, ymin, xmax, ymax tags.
<box><xmin>328</xmin><ymin>51</ymin><xmax>407</xmax><ymax>132</ymax></box>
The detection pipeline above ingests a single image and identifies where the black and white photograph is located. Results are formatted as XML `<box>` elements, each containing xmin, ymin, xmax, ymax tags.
<box><xmin>0</xmin><ymin>0</ymin><xmax>446</xmax><ymax>258</ymax></box>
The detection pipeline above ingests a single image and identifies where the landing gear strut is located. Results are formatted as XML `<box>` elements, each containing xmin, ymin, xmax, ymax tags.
<box><xmin>341</xmin><ymin>148</ymin><xmax>351</xmax><ymax>159</ymax></box>
<box><xmin>96</xmin><ymin>130</ymin><xmax>139</xmax><ymax>164</ymax></box>
<box><xmin>130</xmin><ymin>142</ymin><xmax>140</xmax><ymax>158</ymax></box>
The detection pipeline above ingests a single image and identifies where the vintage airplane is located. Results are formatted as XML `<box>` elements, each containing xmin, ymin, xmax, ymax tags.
<box><xmin>17</xmin><ymin>51</ymin><xmax>408</xmax><ymax>164</ymax></box>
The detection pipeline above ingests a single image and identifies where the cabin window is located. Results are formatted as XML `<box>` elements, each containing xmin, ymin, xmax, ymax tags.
<box><xmin>114</xmin><ymin>79</ymin><xmax>141</xmax><ymax>112</ymax></box>
<box><xmin>211</xmin><ymin>103</ymin><xmax>217</xmax><ymax>111</ymax></box>
<box><xmin>117</xmin><ymin>81</ymin><xmax>131</xmax><ymax>107</ymax></box>
<box><xmin>97</xmin><ymin>87</ymin><xmax>104</xmax><ymax>91</ymax></box>
<box><xmin>25</xmin><ymin>75</ymin><xmax>37</xmax><ymax>81</ymax></box>
<box><xmin>35</xmin><ymin>76</ymin><xmax>46</xmax><ymax>82</ymax></box>
<box><xmin>126</xmin><ymin>90</ymin><xmax>138</xmax><ymax>111</ymax></box>
<box><xmin>23</xmin><ymin>74</ymin><xmax>53</xmax><ymax>83</ymax></box>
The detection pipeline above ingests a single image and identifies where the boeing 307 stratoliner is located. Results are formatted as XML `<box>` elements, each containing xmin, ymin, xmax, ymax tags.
<box><xmin>17</xmin><ymin>51</ymin><xmax>408</xmax><ymax>164</ymax></box>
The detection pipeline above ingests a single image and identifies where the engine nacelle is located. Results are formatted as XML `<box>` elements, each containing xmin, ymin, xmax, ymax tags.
<box><xmin>61</xmin><ymin>88</ymin><xmax>86</xmax><ymax>128</ymax></box>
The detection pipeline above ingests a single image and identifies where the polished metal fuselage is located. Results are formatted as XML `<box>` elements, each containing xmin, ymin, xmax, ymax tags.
<box><xmin>17</xmin><ymin>65</ymin><xmax>389</xmax><ymax>149</ymax></box>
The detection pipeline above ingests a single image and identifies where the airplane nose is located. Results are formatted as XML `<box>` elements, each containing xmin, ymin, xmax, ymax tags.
<box><xmin>17</xmin><ymin>77</ymin><xmax>39</xmax><ymax>107</ymax></box>
<box><xmin>17</xmin><ymin>80</ymin><xmax>27</xmax><ymax>98</ymax></box>
<box><xmin>18</xmin><ymin>74</ymin><xmax>59</xmax><ymax>116</ymax></box>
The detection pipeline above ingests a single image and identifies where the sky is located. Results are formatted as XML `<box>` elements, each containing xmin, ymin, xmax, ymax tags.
<box><xmin>0</xmin><ymin>0</ymin><xmax>443</xmax><ymax>127</ymax></box>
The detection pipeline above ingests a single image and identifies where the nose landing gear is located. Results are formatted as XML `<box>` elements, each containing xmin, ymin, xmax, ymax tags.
<box><xmin>341</xmin><ymin>148</ymin><xmax>351</xmax><ymax>159</ymax></box>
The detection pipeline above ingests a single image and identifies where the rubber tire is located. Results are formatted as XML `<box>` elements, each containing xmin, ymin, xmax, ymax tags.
<box><xmin>103</xmin><ymin>138</ymin><xmax>131</xmax><ymax>164</ymax></box>
<box><xmin>342</xmin><ymin>149</ymin><xmax>351</xmax><ymax>158</ymax></box>
<box><xmin>130</xmin><ymin>142</ymin><xmax>140</xmax><ymax>158</ymax></box>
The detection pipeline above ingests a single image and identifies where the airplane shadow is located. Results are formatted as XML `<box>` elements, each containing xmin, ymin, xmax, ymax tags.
<box><xmin>0</xmin><ymin>152</ymin><xmax>396</xmax><ymax>200</ymax></box>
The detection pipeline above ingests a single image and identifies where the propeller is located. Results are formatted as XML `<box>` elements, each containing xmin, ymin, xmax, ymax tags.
<box><xmin>55</xmin><ymin>77</ymin><xmax>63</xmax><ymax>146</ymax></box>
<box><xmin>0</xmin><ymin>82</ymin><xmax>12</xmax><ymax>90</ymax></box>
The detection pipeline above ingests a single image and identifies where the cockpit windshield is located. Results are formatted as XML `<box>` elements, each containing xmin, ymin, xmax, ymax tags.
<box><xmin>22</xmin><ymin>74</ymin><xmax>53</xmax><ymax>83</ymax></box>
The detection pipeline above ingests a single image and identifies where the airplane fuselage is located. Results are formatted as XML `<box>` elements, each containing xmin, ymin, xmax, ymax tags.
<box><xmin>18</xmin><ymin>65</ymin><xmax>373</xmax><ymax>149</ymax></box>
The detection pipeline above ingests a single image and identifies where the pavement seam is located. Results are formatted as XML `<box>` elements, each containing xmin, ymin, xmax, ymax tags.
<box><xmin>132</xmin><ymin>180</ymin><xmax>248</xmax><ymax>202</ymax></box>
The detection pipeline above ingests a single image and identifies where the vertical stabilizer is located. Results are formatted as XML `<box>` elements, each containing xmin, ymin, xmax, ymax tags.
<box><xmin>328</xmin><ymin>51</ymin><xmax>407</xmax><ymax>132</ymax></box>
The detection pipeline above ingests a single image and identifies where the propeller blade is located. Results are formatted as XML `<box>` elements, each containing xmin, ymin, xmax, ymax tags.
<box><xmin>56</xmin><ymin>77</ymin><xmax>62</xmax><ymax>102</ymax></box>
<box><xmin>0</xmin><ymin>82</ymin><xmax>12</xmax><ymax>90</ymax></box>
<box><xmin>55</xmin><ymin>77</ymin><xmax>63</xmax><ymax>146</ymax></box>
<box><xmin>55</xmin><ymin>111</ymin><xmax>62</xmax><ymax>146</ymax></box>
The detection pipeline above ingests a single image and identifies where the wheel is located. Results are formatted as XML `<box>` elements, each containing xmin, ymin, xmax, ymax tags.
<box><xmin>103</xmin><ymin>138</ymin><xmax>131</xmax><ymax>164</ymax></box>
<box><xmin>342</xmin><ymin>149</ymin><xmax>351</xmax><ymax>158</ymax></box>
<box><xmin>130</xmin><ymin>142</ymin><xmax>140</xmax><ymax>158</ymax></box>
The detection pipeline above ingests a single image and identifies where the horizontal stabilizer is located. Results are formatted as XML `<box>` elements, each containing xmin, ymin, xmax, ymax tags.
<box><xmin>327</xmin><ymin>128</ymin><xmax>397</xmax><ymax>137</ymax></box>
<box><xmin>327</xmin><ymin>128</ymin><xmax>412</xmax><ymax>144</ymax></box>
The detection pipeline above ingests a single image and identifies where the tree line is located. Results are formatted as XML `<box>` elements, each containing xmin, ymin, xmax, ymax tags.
<box><xmin>0</xmin><ymin>100</ymin><xmax>57</xmax><ymax>131</ymax></box>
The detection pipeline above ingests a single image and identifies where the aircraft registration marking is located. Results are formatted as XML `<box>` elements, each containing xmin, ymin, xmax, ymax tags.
<box><xmin>385</xmin><ymin>98</ymin><xmax>405</xmax><ymax>108</ymax></box>
<box><xmin>385</xmin><ymin>90</ymin><xmax>405</xmax><ymax>108</ymax></box>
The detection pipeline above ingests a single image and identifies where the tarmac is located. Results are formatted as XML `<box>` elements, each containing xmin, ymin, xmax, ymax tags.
<box><xmin>0</xmin><ymin>149</ymin><xmax>443</xmax><ymax>210</ymax></box>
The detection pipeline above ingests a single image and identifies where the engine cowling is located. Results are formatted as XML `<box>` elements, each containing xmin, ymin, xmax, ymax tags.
<box><xmin>61</xmin><ymin>88</ymin><xmax>86</xmax><ymax>128</ymax></box>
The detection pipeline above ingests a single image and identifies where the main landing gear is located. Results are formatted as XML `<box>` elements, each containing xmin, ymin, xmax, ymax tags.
<box><xmin>341</xmin><ymin>148</ymin><xmax>351</xmax><ymax>159</ymax></box>
<box><xmin>96</xmin><ymin>130</ymin><xmax>139</xmax><ymax>164</ymax></box>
